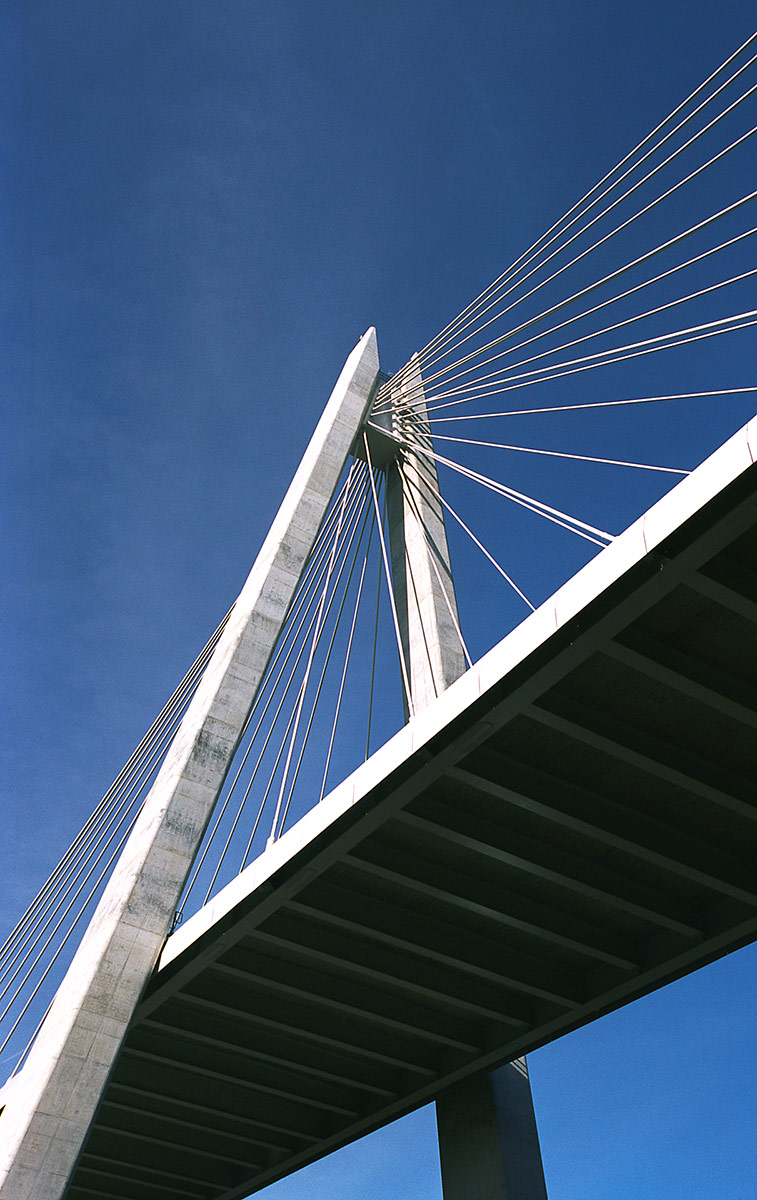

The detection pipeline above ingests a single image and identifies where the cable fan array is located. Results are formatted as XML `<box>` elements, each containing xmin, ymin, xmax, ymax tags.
<box><xmin>175</xmin><ymin>458</ymin><xmax>405</xmax><ymax>915</ymax></box>
<box><xmin>0</xmin><ymin>459</ymin><xmax>407</xmax><ymax>1083</ymax></box>
<box><xmin>370</xmin><ymin>30</ymin><xmax>757</xmax><ymax>619</ymax></box>
<box><xmin>0</xmin><ymin>612</ymin><xmax>231</xmax><ymax>1074</ymax></box>
<box><xmin>2</xmin><ymin>31</ymin><xmax>756</xmax><ymax>1092</ymax></box>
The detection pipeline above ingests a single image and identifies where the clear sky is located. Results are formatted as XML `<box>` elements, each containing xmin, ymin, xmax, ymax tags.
<box><xmin>3</xmin><ymin>3</ymin><xmax>756</xmax><ymax>1198</ymax></box>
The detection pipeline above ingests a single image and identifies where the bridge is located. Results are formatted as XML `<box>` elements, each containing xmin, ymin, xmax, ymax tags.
<box><xmin>2</xmin><ymin>27</ymin><xmax>757</xmax><ymax>1200</ymax></box>
<box><xmin>65</xmin><ymin>421</ymin><xmax>757</xmax><ymax>1199</ymax></box>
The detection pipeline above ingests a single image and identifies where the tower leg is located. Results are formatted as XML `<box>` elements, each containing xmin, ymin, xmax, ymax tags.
<box><xmin>0</xmin><ymin>330</ymin><xmax>380</xmax><ymax>1200</ymax></box>
<box><xmin>383</xmin><ymin>360</ymin><xmax>548</xmax><ymax>1199</ymax></box>
<box><xmin>384</xmin><ymin>355</ymin><xmax>466</xmax><ymax>713</ymax></box>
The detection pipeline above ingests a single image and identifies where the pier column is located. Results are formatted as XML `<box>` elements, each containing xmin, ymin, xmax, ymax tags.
<box><xmin>437</xmin><ymin>1058</ymin><xmax>548</xmax><ymax>1200</ymax></box>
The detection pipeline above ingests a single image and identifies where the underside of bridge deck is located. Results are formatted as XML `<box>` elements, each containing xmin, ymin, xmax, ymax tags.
<box><xmin>65</xmin><ymin>433</ymin><xmax>757</xmax><ymax>1200</ymax></box>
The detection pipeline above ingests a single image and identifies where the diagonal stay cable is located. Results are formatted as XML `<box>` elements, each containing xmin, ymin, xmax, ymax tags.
<box><xmin>365</xmin><ymin>486</ymin><xmax>385</xmax><ymax>763</ymax></box>
<box><xmin>277</xmin><ymin>497</ymin><xmax>376</xmax><ymax>837</ymax></box>
<box><xmin>427</xmin><ymin>432</ymin><xmax>689</xmax><ymax>475</ymax></box>
<box><xmin>400</xmin><ymin>211</ymin><xmax>757</xmax><ymax>408</ymax></box>
<box><xmin>427</xmin><ymin>386</ymin><xmax>757</xmax><ymax>424</ymax></box>
<box><xmin>397</xmin><ymin>433</ymin><xmax>535</xmax><ymax>611</ymax></box>
<box><xmin>0</xmin><ymin>796</ymin><xmax>147</xmax><ymax>1058</ymax></box>
<box><xmin>195</xmin><ymin>468</ymin><xmax>371</xmax><ymax>897</ymax></box>
<box><xmin>377</xmin><ymin>32</ymin><xmax>757</xmax><ymax>401</ymax></box>
<box><xmin>415</xmin><ymin>441</ymin><xmax>614</xmax><ymax>545</ymax></box>
<box><xmin>419</xmin><ymin>258</ymin><xmax>757</xmax><ymax>406</ymax></box>
<box><xmin>0</xmin><ymin>612</ymin><xmax>230</xmax><ymax>990</ymax></box>
<box><xmin>236</xmin><ymin>480</ymin><xmax>376</xmax><ymax>873</ymax></box>
<box><xmin>397</xmin><ymin>477</ymin><xmax>441</xmax><ymax>705</ymax></box>
<box><xmin>0</xmin><ymin>607</ymin><xmax>231</xmax><ymax>973</ymax></box>
<box><xmin>419</xmin><ymin>311</ymin><xmax>757</xmax><ymax>415</ymax></box>
<box><xmin>178</xmin><ymin>465</ymin><xmax>369</xmax><ymax>910</ymax></box>
<box><xmin>379</xmin><ymin>113</ymin><xmax>757</xmax><ymax>418</ymax></box>
<box><xmin>363</xmin><ymin>435</ymin><xmax>416</xmax><ymax>719</ymax></box>
<box><xmin>389</xmin><ymin>411</ymin><xmax>447</xmax><ymax>700</ymax></box>
<box><xmin>0</xmin><ymin>713</ymin><xmax>192</xmax><ymax>1009</ymax></box>
<box><xmin>243</xmin><ymin>483</ymin><xmax>372</xmax><ymax>858</ymax></box>
<box><xmin>319</xmin><ymin>514</ymin><xmax>376</xmax><ymax>803</ymax></box>
<box><xmin>267</xmin><ymin>461</ymin><xmax>364</xmax><ymax>845</ymax></box>
<box><xmin>414</xmin><ymin>40</ymin><xmax>757</xmax><ymax>357</ymax></box>
<box><xmin>398</xmin><ymin>457</ymin><xmax>474</xmax><ymax>668</ymax></box>
<box><xmin>0</xmin><ymin>662</ymin><xmax>217</xmax><ymax>1015</ymax></box>
<box><xmin>202</xmin><ymin>473</ymin><xmax>371</xmax><ymax>890</ymax></box>
<box><xmin>404</xmin><ymin>71</ymin><xmax>757</xmax><ymax>389</ymax></box>
<box><xmin>7</xmin><ymin>1000</ymin><xmax>53</xmax><ymax>1078</ymax></box>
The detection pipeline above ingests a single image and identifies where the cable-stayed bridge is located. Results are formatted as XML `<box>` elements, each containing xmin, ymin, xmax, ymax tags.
<box><xmin>2</xmin><ymin>30</ymin><xmax>757</xmax><ymax>1200</ymax></box>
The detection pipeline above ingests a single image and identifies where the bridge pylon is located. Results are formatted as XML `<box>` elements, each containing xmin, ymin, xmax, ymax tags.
<box><xmin>0</xmin><ymin>330</ymin><xmax>380</xmax><ymax>1200</ymax></box>
<box><xmin>1</xmin><ymin>329</ymin><xmax>548</xmax><ymax>1200</ymax></box>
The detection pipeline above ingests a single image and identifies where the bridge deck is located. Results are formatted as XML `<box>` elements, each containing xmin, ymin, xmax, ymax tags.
<box><xmin>66</xmin><ymin>424</ymin><xmax>757</xmax><ymax>1200</ymax></box>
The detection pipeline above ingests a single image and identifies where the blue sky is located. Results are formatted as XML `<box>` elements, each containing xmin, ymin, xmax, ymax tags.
<box><xmin>3</xmin><ymin>3</ymin><xmax>756</xmax><ymax>1197</ymax></box>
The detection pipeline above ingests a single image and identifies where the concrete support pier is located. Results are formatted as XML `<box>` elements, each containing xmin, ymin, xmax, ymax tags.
<box><xmin>437</xmin><ymin>1059</ymin><xmax>548</xmax><ymax>1200</ymax></box>
<box><xmin>0</xmin><ymin>330</ymin><xmax>380</xmax><ymax>1200</ymax></box>
<box><xmin>383</xmin><ymin>360</ymin><xmax>548</xmax><ymax>1200</ymax></box>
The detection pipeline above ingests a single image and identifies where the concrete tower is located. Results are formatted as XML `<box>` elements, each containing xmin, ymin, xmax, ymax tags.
<box><xmin>0</xmin><ymin>331</ymin><xmax>547</xmax><ymax>1200</ymax></box>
